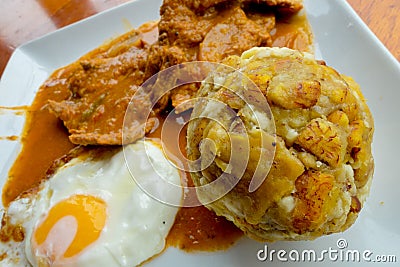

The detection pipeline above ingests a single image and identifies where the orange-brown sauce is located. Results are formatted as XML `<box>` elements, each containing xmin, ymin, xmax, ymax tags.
<box><xmin>0</xmin><ymin>106</ymin><xmax>27</xmax><ymax>116</ymax></box>
<box><xmin>0</xmin><ymin>136</ymin><xmax>19</xmax><ymax>141</ymax></box>
<box><xmin>2</xmin><ymin>81</ymin><xmax>75</xmax><ymax>205</ymax></box>
<box><xmin>0</xmin><ymin>106</ymin><xmax>26</xmax><ymax>141</ymax></box>
<box><xmin>167</xmin><ymin>205</ymin><xmax>244</xmax><ymax>251</ymax></box>
<box><xmin>2</xmin><ymin>11</ymin><xmax>313</xmax><ymax>252</ymax></box>
<box><xmin>272</xmin><ymin>13</ymin><xmax>313</xmax><ymax>52</ymax></box>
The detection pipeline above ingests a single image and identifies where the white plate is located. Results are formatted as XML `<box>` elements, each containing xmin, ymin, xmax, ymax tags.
<box><xmin>1</xmin><ymin>0</ymin><xmax>400</xmax><ymax>266</ymax></box>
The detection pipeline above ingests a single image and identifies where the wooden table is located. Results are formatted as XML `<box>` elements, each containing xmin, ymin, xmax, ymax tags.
<box><xmin>0</xmin><ymin>0</ymin><xmax>399</xmax><ymax>77</ymax></box>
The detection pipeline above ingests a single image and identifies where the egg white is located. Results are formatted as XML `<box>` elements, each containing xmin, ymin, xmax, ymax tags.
<box><xmin>0</xmin><ymin>140</ymin><xmax>182</xmax><ymax>266</ymax></box>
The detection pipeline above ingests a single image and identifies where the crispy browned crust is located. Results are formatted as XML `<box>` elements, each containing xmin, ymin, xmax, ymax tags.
<box><xmin>164</xmin><ymin>0</ymin><xmax>303</xmax><ymax>13</ymax></box>
<box><xmin>0</xmin><ymin>144</ymin><xmax>122</xmax><ymax>253</ymax></box>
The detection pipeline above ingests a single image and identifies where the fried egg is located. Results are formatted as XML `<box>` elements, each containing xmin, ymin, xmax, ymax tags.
<box><xmin>0</xmin><ymin>140</ymin><xmax>182</xmax><ymax>266</ymax></box>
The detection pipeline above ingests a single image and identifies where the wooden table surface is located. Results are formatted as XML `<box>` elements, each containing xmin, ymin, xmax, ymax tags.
<box><xmin>0</xmin><ymin>0</ymin><xmax>399</xmax><ymax>77</ymax></box>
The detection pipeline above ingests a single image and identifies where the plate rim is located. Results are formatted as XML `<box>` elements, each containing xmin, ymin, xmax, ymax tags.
<box><xmin>1</xmin><ymin>0</ymin><xmax>400</xmax><ymax>266</ymax></box>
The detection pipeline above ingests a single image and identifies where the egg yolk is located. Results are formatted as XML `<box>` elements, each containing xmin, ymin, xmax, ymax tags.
<box><xmin>33</xmin><ymin>195</ymin><xmax>107</xmax><ymax>263</ymax></box>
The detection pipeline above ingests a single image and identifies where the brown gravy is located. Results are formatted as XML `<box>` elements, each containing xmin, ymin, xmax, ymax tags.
<box><xmin>2</xmin><ymin>12</ymin><xmax>312</xmax><ymax>252</ymax></box>
<box><xmin>2</xmin><ymin>84</ymin><xmax>75</xmax><ymax>205</ymax></box>
<box><xmin>0</xmin><ymin>136</ymin><xmax>19</xmax><ymax>141</ymax></box>
<box><xmin>272</xmin><ymin>13</ymin><xmax>312</xmax><ymax>52</ymax></box>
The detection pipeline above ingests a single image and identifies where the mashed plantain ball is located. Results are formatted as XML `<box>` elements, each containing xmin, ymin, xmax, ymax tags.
<box><xmin>187</xmin><ymin>47</ymin><xmax>374</xmax><ymax>241</ymax></box>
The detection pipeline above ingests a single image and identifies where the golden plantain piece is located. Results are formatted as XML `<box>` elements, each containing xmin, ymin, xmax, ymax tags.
<box><xmin>296</xmin><ymin>118</ymin><xmax>347</xmax><ymax>168</ymax></box>
<box><xmin>187</xmin><ymin>47</ymin><xmax>374</xmax><ymax>241</ymax></box>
